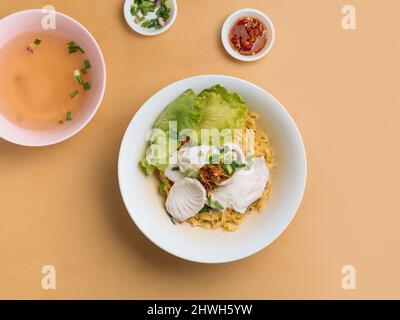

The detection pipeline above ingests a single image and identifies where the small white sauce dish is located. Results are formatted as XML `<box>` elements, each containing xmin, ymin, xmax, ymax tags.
<box><xmin>123</xmin><ymin>0</ymin><xmax>177</xmax><ymax>36</ymax></box>
<box><xmin>221</xmin><ymin>8</ymin><xmax>276</xmax><ymax>62</ymax></box>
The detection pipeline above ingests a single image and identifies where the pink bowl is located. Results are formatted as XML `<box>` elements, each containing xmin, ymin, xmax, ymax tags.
<box><xmin>0</xmin><ymin>9</ymin><xmax>106</xmax><ymax>146</ymax></box>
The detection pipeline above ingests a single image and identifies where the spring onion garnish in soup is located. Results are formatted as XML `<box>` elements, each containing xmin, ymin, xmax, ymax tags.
<box><xmin>67</xmin><ymin>42</ymin><xmax>91</xmax><ymax>105</ymax></box>
<box><xmin>74</xmin><ymin>70</ymin><xmax>83</xmax><ymax>85</ymax></box>
<box><xmin>83</xmin><ymin>82</ymin><xmax>91</xmax><ymax>91</ymax></box>
<box><xmin>69</xmin><ymin>90</ymin><xmax>79</xmax><ymax>98</ymax></box>
<box><xmin>26</xmin><ymin>38</ymin><xmax>42</xmax><ymax>53</ymax></box>
<box><xmin>130</xmin><ymin>0</ymin><xmax>171</xmax><ymax>29</ymax></box>
<box><xmin>83</xmin><ymin>59</ymin><xmax>91</xmax><ymax>70</ymax></box>
<box><xmin>66</xmin><ymin>111</ymin><xmax>72</xmax><ymax>121</ymax></box>
<box><xmin>67</xmin><ymin>41</ymin><xmax>85</xmax><ymax>54</ymax></box>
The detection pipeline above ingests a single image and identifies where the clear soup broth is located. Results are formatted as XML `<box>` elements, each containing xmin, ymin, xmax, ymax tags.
<box><xmin>0</xmin><ymin>31</ymin><xmax>91</xmax><ymax>131</ymax></box>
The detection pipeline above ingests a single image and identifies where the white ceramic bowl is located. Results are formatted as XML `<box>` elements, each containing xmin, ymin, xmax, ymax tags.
<box><xmin>118</xmin><ymin>75</ymin><xmax>307</xmax><ymax>263</ymax></box>
<box><xmin>221</xmin><ymin>8</ymin><xmax>275</xmax><ymax>62</ymax></box>
<box><xmin>123</xmin><ymin>0</ymin><xmax>177</xmax><ymax>36</ymax></box>
<box><xmin>0</xmin><ymin>9</ymin><xmax>106</xmax><ymax>147</ymax></box>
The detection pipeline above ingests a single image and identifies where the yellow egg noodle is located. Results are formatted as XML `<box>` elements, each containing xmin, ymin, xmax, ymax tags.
<box><xmin>158</xmin><ymin>112</ymin><xmax>275</xmax><ymax>232</ymax></box>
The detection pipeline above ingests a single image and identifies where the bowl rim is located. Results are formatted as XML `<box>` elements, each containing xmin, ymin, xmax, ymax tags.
<box><xmin>123</xmin><ymin>0</ymin><xmax>178</xmax><ymax>36</ymax></box>
<box><xmin>221</xmin><ymin>8</ymin><xmax>276</xmax><ymax>62</ymax></box>
<box><xmin>118</xmin><ymin>74</ymin><xmax>308</xmax><ymax>264</ymax></box>
<box><xmin>0</xmin><ymin>9</ymin><xmax>106</xmax><ymax>147</ymax></box>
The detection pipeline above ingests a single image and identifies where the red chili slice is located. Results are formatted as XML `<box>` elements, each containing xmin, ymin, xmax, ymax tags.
<box><xmin>246</xmin><ymin>20</ymin><xmax>253</xmax><ymax>31</ymax></box>
<box><xmin>231</xmin><ymin>36</ymin><xmax>240</xmax><ymax>49</ymax></box>
<box><xmin>237</xmin><ymin>18</ymin><xmax>249</xmax><ymax>25</ymax></box>
<box><xmin>240</xmin><ymin>39</ymin><xmax>252</xmax><ymax>50</ymax></box>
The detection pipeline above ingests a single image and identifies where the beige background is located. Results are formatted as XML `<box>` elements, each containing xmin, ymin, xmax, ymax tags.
<box><xmin>0</xmin><ymin>0</ymin><xmax>399</xmax><ymax>299</ymax></box>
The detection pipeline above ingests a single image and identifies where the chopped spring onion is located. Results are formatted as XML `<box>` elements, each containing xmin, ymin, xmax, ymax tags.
<box><xmin>74</xmin><ymin>70</ymin><xmax>83</xmax><ymax>85</ymax></box>
<box><xmin>171</xmin><ymin>166</ymin><xmax>180</xmax><ymax>171</ymax></box>
<box><xmin>131</xmin><ymin>0</ymin><xmax>171</xmax><ymax>29</ymax></box>
<box><xmin>232</xmin><ymin>161</ymin><xmax>247</xmax><ymax>169</ymax></box>
<box><xmin>69</xmin><ymin>90</ymin><xmax>79</xmax><ymax>98</ymax></box>
<box><xmin>84</xmin><ymin>59</ymin><xmax>91</xmax><ymax>70</ymax></box>
<box><xmin>34</xmin><ymin>38</ymin><xmax>41</xmax><ymax>45</ymax></box>
<box><xmin>142</xmin><ymin>18</ymin><xmax>158</xmax><ymax>28</ymax></box>
<box><xmin>245</xmin><ymin>155</ymin><xmax>255</xmax><ymax>170</ymax></box>
<box><xmin>130</xmin><ymin>4</ymin><xmax>138</xmax><ymax>15</ymax></box>
<box><xmin>214</xmin><ymin>200</ymin><xmax>225</xmax><ymax>211</ymax></box>
<box><xmin>68</xmin><ymin>41</ymin><xmax>85</xmax><ymax>54</ymax></box>
<box><xmin>66</xmin><ymin>111</ymin><xmax>72</xmax><ymax>121</ymax></box>
<box><xmin>183</xmin><ymin>169</ymin><xmax>192</xmax><ymax>177</ymax></box>
<box><xmin>159</xmin><ymin>182</ymin><xmax>166</xmax><ymax>194</ymax></box>
<box><xmin>200</xmin><ymin>206</ymin><xmax>211</xmax><ymax>213</ymax></box>
<box><xmin>192</xmin><ymin>171</ymin><xmax>200</xmax><ymax>180</ymax></box>
<box><xmin>223</xmin><ymin>164</ymin><xmax>234</xmax><ymax>176</ymax></box>
<box><xmin>83</xmin><ymin>82</ymin><xmax>91</xmax><ymax>91</ymax></box>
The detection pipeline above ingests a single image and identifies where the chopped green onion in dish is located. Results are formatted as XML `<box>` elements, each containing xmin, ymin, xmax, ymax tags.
<box><xmin>171</xmin><ymin>166</ymin><xmax>180</xmax><ymax>171</ymax></box>
<box><xmin>159</xmin><ymin>182</ymin><xmax>166</xmax><ymax>194</ymax></box>
<box><xmin>142</xmin><ymin>18</ymin><xmax>158</xmax><ymax>29</ymax></box>
<box><xmin>131</xmin><ymin>0</ymin><xmax>171</xmax><ymax>30</ymax></box>
<box><xmin>66</xmin><ymin>111</ymin><xmax>72</xmax><ymax>121</ymax></box>
<box><xmin>67</xmin><ymin>41</ymin><xmax>85</xmax><ymax>54</ymax></box>
<box><xmin>83</xmin><ymin>82</ymin><xmax>91</xmax><ymax>91</ymax></box>
<box><xmin>27</xmin><ymin>38</ymin><xmax>42</xmax><ymax>53</ymax></box>
<box><xmin>222</xmin><ymin>163</ymin><xmax>234</xmax><ymax>176</ymax></box>
<box><xmin>69</xmin><ymin>90</ymin><xmax>79</xmax><ymax>98</ymax></box>
<box><xmin>68</xmin><ymin>47</ymin><xmax>78</xmax><ymax>54</ymax></box>
<box><xmin>214</xmin><ymin>200</ymin><xmax>225</xmax><ymax>212</ymax></box>
<box><xmin>232</xmin><ymin>161</ymin><xmax>247</xmax><ymax>169</ymax></box>
<box><xmin>192</xmin><ymin>171</ymin><xmax>200</xmax><ymax>180</ymax></box>
<box><xmin>200</xmin><ymin>206</ymin><xmax>211</xmax><ymax>213</ymax></box>
<box><xmin>74</xmin><ymin>70</ymin><xmax>83</xmax><ymax>85</ymax></box>
<box><xmin>69</xmin><ymin>57</ymin><xmax>91</xmax><ymax>99</ymax></box>
<box><xmin>83</xmin><ymin>59</ymin><xmax>91</xmax><ymax>70</ymax></box>
<box><xmin>183</xmin><ymin>169</ymin><xmax>192</xmax><ymax>177</ymax></box>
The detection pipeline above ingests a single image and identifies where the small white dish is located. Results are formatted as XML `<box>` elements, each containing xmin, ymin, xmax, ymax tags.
<box><xmin>123</xmin><ymin>0</ymin><xmax>177</xmax><ymax>36</ymax></box>
<box><xmin>221</xmin><ymin>8</ymin><xmax>276</xmax><ymax>62</ymax></box>
<box><xmin>118</xmin><ymin>75</ymin><xmax>307</xmax><ymax>264</ymax></box>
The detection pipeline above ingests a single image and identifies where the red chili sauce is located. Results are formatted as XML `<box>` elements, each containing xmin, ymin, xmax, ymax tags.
<box><xmin>230</xmin><ymin>17</ymin><xmax>267</xmax><ymax>56</ymax></box>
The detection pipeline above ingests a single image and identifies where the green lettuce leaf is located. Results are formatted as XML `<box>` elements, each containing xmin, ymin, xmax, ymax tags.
<box><xmin>140</xmin><ymin>85</ymin><xmax>248</xmax><ymax>176</ymax></box>
<box><xmin>191</xmin><ymin>85</ymin><xmax>248</xmax><ymax>130</ymax></box>
<box><xmin>153</xmin><ymin>89</ymin><xmax>197</xmax><ymax>133</ymax></box>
